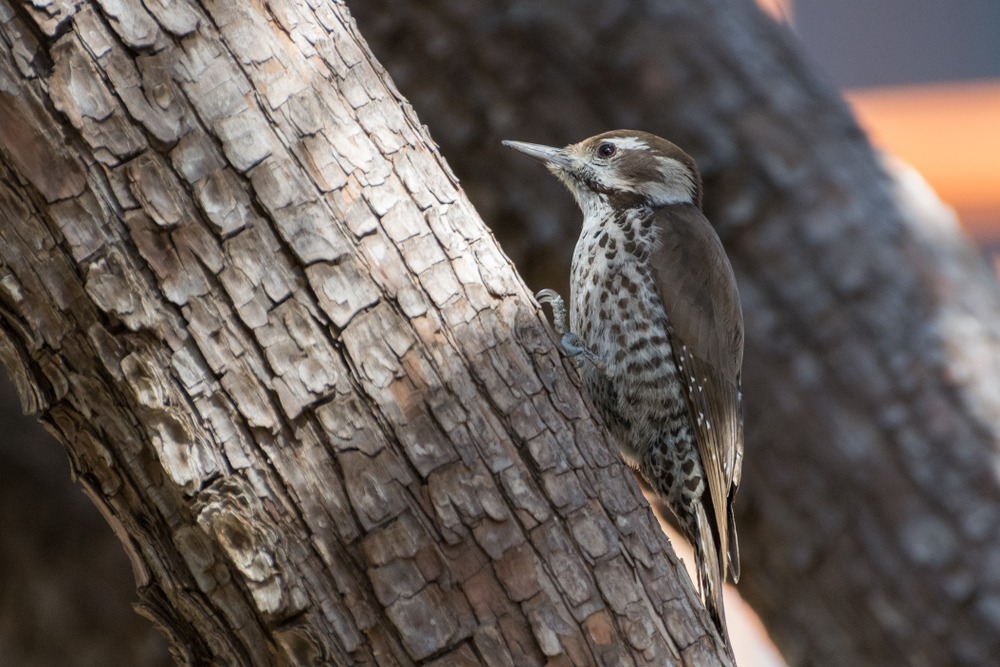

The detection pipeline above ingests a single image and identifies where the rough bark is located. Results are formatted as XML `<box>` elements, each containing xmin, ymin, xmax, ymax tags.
<box><xmin>350</xmin><ymin>2</ymin><xmax>1000</xmax><ymax>666</ymax></box>
<box><xmin>0</xmin><ymin>0</ymin><xmax>731</xmax><ymax>665</ymax></box>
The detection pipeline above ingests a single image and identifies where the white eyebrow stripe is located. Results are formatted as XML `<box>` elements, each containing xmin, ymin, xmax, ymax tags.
<box><xmin>610</xmin><ymin>137</ymin><xmax>650</xmax><ymax>150</ymax></box>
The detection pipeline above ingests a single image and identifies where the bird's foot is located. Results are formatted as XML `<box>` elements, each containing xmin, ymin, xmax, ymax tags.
<box><xmin>535</xmin><ymin>289</ymin><xmax>605</xmax><ymax>371</ymax></box>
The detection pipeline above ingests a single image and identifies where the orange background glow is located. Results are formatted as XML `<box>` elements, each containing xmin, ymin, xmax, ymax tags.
<box><xmin>756</xmin><ymin>0</ymin><xmax>1000</xmax><ymax>239</ymax></box>
<box><xmin>847</xmin><ymin>81</ymin><xmax>1000</xmax><ymax>237</ymax></box>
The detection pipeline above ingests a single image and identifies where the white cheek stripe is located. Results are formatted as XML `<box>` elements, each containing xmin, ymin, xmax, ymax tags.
<box><xmin>558</xmin><ymin>147</ymin><xmax>695</xmax><ymax>207</ymax></box>
<box><xmin>595</xmin><ymin>158</ymin><xmax>694</xmax><ymax>205</ymax></box>
<box><xmin>649</xmin><ymin>156</ymin><xmax>695</xmax><ymax>205</ymax></box>
<box><xmin>655</xmin><ymin>156</ymin><xmax>691</xmax><ymax>183</ymax></box>
<box><xmin>643</xmin><ymin>181</ymin><xmax>692</xmax><ymax>206</ymax></box>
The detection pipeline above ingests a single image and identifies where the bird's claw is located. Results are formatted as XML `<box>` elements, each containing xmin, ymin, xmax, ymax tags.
<box><xmin>535</xmin><ymin>288</ymin><xmax>605</xmax><ymax>371</ymax></box>
<box><xmin>535</xmin><ymin>288</ymin><xmax>568</xmax><ymax>334</ymax></box>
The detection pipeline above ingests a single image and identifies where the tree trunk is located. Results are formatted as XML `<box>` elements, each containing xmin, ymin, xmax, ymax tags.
<box><xmin>0</xmin><ymin>0</ymin><xmax>730</xmax><ymax>665</ymax></box>
<box><xmin>350</xmin><ymin>1</ymin><xmax>1000</xmax><ymax>665</ymax></box>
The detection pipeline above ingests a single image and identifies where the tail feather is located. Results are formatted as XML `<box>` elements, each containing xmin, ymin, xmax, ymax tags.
<box><xmin>694</xmin><ymin>504</ymin><xmax>731</xmax><ymax>650</ymax></box>
<box><xmin>727</xmin><ymin>507</ymin><xmax>740</xmax><ymax>583</ymax></box>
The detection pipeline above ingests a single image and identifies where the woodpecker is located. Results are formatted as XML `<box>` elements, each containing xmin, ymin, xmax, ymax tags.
<box><xmin>504</xmin><ymin>130</ymin><xmax>744</xmax><ymax>647</ymax></box>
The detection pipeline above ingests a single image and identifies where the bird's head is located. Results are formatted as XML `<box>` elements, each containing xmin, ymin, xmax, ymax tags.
<box><xmin>503</xmin><ymin>130</ymin><xmax>702</xmax><ymax>213</ymax></box>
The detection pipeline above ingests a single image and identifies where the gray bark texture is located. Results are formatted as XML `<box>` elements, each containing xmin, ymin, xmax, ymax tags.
<box><xmin>0</xmin><ymin>0</ymin><xmax>732</xmax><ymax>665</ymax></box>
<box><xmin>351</xmin><ymin>1</ymin><xmax>1000</xmax><ymax>666</ymax></box>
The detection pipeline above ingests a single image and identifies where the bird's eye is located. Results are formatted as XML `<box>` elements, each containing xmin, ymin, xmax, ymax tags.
<box><xmin>596</xmin><ymin>142</ymin><xmax>617</xmax><ymax>158</ymax></box>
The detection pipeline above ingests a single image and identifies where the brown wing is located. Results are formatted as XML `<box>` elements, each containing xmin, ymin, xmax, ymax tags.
<box><xmin>648</xmin><ymin>203</ymin><xmax>744</xmax><ymax>581</ymax></box>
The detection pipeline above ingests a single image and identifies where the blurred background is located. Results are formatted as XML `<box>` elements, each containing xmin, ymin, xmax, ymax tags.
<box><xmin>2</xmin><ymin>1</ymin><xmax>998</xmax><ymax>665</ymax></box>
<box><xmin>768</xmin><ymin>0</ymin><xmax>1000</xmax><ymax>243</ymax></box>
<box><xmin>686</xmin><ymin>4</ymin><xmax>1000</xmax><ymax>663</ymax></box>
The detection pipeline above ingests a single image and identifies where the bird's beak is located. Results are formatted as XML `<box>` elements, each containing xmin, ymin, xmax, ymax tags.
<box><xmin>502</xmin><ymin>140</ymin><xmax>574</xmax><ymax>170</ymax></box>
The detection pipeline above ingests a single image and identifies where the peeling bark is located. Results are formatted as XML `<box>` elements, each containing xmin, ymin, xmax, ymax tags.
<box><xmin>351</xmin><ymin>2</ymin><xmax>1000</xmax><ymax>666</ymax></box>
<box><xmin>0</xmin><ymin>1</ymin><xmax>731</xmax><ymax>665</ymax></box>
